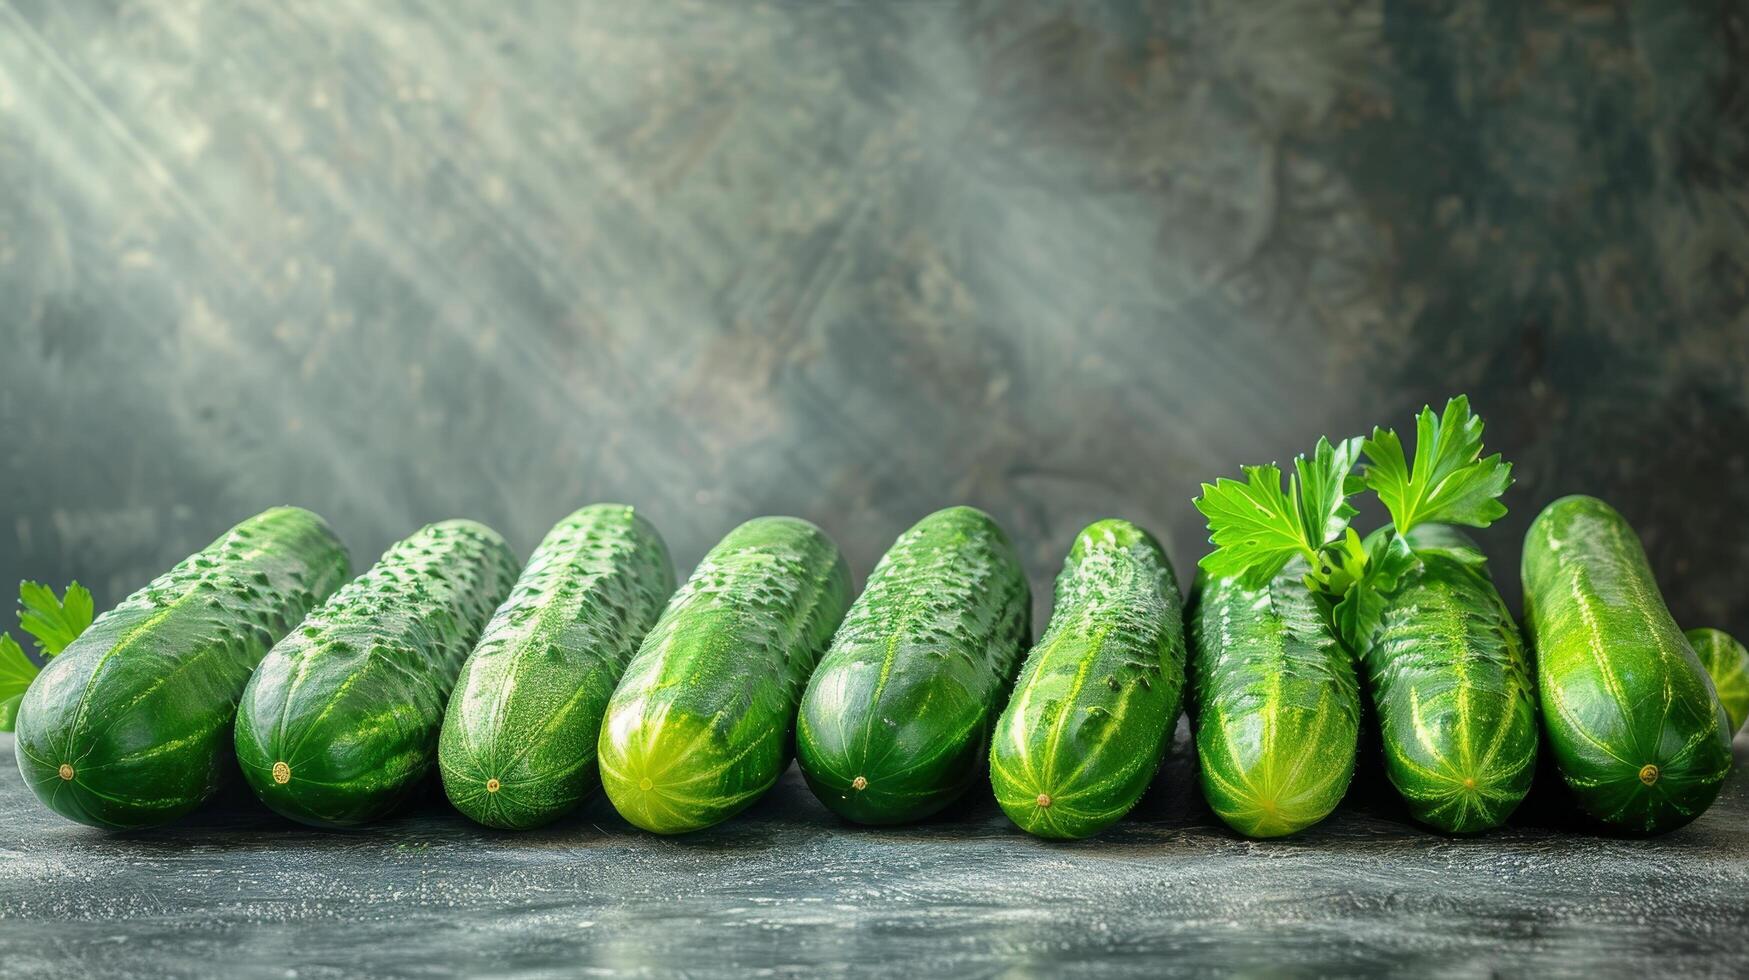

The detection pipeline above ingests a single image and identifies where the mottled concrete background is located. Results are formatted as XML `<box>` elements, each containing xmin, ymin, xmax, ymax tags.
<box><xmin>1</xmin><ymin>3</ymin><xmax>1746</xmax><ymax>633</ymax></box>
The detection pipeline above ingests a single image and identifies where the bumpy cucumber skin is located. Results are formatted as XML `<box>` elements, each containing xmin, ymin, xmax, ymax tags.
<box><xmin>990</xmin><ymin>519</ymin><xmax>1184</xmax><ymax>839</ymax></box>
<box><xmin>1186</xmin><ymin>563</ymin><xmax>1359</xmax><ymax>838</ymax></box>
<box><xmin>1523</xmin><ymin>495</ymin><xmax>1731</xmax><ymax>834</ymax></box>
<box><xmin>439</xmin><ymin>505</ymin><xmax>675</xmax><ymax>830</ymax></box>
<box><xmin>14</xmin><ymin>508</ymin><xmax>350</xmax><ymax>829</ymax></box>
<box><xmin>1687</xmin><ymin>628</ymin><xmax>1749</xmax><ymax>735</ymax></box>
<box><xmin>797</xmin><ymin>507</ymin><xmax>1030</xmax><ymax>825</ymax></box>
<box><xmin>599</xmin><ymin>517</ymin><xmax>850</xmax><ymax>834</ymax></box>
<box><xmin>1357</xmin><ymin>528</ymin><xmax>1538</xmax><ymax>834</ymax></box>
<box><xmin>235</xmin><ymin>520</ymin><xmax>519</xmax><ymax>828</ymax></box>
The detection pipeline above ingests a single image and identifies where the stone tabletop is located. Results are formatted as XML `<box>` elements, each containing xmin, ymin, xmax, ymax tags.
<box><xmin>3</xmin><ymin>730</ymin><xmax>1745</xmax><ymax>978</ymax></box>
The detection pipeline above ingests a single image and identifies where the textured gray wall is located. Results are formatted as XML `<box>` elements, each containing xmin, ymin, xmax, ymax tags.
<box><xmin>2</xmin><ymin>1</ymin><xmax>1745</xmax><ymax>639</ymax></box>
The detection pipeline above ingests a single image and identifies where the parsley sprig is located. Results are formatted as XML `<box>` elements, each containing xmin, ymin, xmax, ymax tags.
<box><xmin>1194</xmin><ymin>396</ymin><xmax>1513</xmax><ymax>651</ymax></box>
<box><xmin>0</xmin><ymin>581</ymin><xmax>95</xmax><ymax>731</ymax></box>
<box><xmin>1194</xmin><ymin>435</ymin><xmax>1363</xmax><ymax>589</ymax></box>
<box><xmin>1363</xmin><ymin>395</ymin><xmax>1513</xmax><ymax>535</ymax></box>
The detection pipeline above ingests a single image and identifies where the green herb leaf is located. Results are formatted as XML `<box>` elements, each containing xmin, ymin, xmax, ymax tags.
<box><xmin>1194</xmin><ymin>464</ymin><xmax>1303</xmax><ymax>584</ymax></box>
<box><xmin>1412</xmin><ymin>543</ymin><xmax>1490</xmax><ymax>569</ymax></box>
<box><xmin>1298</xmin><ymin>437</ymin><xmax>1367</xmax><ymax>546</ymax></box>
<box><xmin>1196</xmin><ymin>436</ymin><xmax>1363</xmax><ymax>586</ymax></box>
<box><xmin>1307</xmin><ymin>527</ymin><xmax>1371</xmax><ymax>602</ymax></box>
<box><xmin>1330</xmin><ymin>531</ymin><xmax>1418</xmax><ymax>652</ymax></box>
<box><xmin>1362</xmin><ymin>395</ymin><xmax>1512</xmax><ymax>535</ymax></box>
<box><xmin>18</xmin><ymin>580</ymin><xmax>94</xmax><ymax>657</ymax></box>
<box><xmin>0</xmin><ymin>633</ymin><xmax>37</xmax><ymax>732</ymax></box>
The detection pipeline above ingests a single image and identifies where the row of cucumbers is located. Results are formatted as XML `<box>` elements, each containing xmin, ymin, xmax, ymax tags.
<box><xmin>14</xmin><ymin>503</ymin><xmax>1137</xmax><ymax>836</ymax></box>
<box><xmin>13</xmin><ymin>404</ymin><xmax>1747</xmax><ymax>839</ymax></box>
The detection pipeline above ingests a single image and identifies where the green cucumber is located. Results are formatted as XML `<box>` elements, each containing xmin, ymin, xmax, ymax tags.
<box><xmin>1688</xmin><ymin>627</ymin><xmax>1749</xmax><ymax>735</ymax></box>
<box><xmin>1523</xmin><ymin>495</ymin><xmax>1731</xmax><ymax>833</ymax></box>
<box><xmin>13</xmin><ymin>507</ymin><xmax>349</xmax><ymax>829</ymax></box>
<box><xmin>989</xmin><ymin>519</ymin><xmax>1184</xmax><ymax>838</ymax></box>
<box><xmin>598</xmin><ymin>517</ymin><xmax>850</xmax><ymax>834</ymax></box>
<box><xmin>439</xmin><ymin>505</ymin><xmax>674</xmax><ymax>829</ymax></box>
<box><xmin>1355</xmin><ymin>526</ymin><xmax>1538</xmax><ymax>833</ymax></box>
<box><xmin>796</xmin><ymin>506</ymin><xmax>1029</xmax><ymax>824</ymax></box>
<box><xmin>235</xmin><ymin>520</ymin><xmax>519</xmax><ymax>828</ymax></box>
<box><xmin>1186</xmin><ymin>562</ymin><xmax>1359</xmax><ymax>837</ymax></box>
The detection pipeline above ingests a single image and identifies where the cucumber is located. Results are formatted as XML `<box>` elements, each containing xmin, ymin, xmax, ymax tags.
<box><xmin>989</xmin><ymin>519</ymin><xmax>1184</xmax><ymax>839</ymax></box>
<box><xmin>1186</xmin><ymin>562</ymin><xmax>1359</xmax><ymax>837</ymax></box>
<box><xmin>235</xmin><ymin>520</ymin><xmax>519</xmax><ymax>828</ymax></box>
<box><xmin>13</xmin><ymin>507</ymin><xmax>349</xmax><ymax>829</ymax></box>
<box><xmin>439</xmin><ymin>505</ymin><xmax>674</xmax><ymax>829</ymax></box>
<box><xmin>1355</xmin><ymin>526</ymin><xmax>1538</xmax><ymax>833</ymax></box>
<box><xmin>796</xmin><ymin>507</ymin><xmax>1029</xmax><ymax>824</ymax></box>
<box><xmin>1687</xmin><ymin>627</ymin><xmax>1749</xmax><ymax>735</ymax></box>
<box><xmin>598</xmin><ymin>517</ymin><xmax>850</xmax><ymax>834</ymax></box>
<box><xmin>1522</xmin><ymin>495</ymin><xmax>1731</xmax><ymax>833</ymax></box>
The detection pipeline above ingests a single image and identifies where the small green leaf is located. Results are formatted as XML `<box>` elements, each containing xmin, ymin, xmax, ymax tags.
<box><xmin>1414</xmin><ymin>544</ymin><xmax>1490</xmax><ymax>568</ymax></box>
<box><xmin>1306</xmin><ymin>526</ymin><xmax>1369</xmax><ymax>600</ymax></box>
<box><xmin>1362</xmin><ymin>395</ymin><xmax>1513</xmax><ymax>535</ymax></box>
<box><xmin>1195</xmin><ymin>464</ymin><xmax>1309</xmax><ymax>586</ymax></box>
<box><xmin>1195</xmin><ymin>436</ymin><xmax>1364</xmax><ymax>587</ymax></box>
<box><xmin>1398</xmin><ymin>522</ymin><xmax>1493</xmax><ymax>573</ymax></box>
<box><xmin>18</xmin><ymin>580</ymin><xmax>94</xmax><ymax>657</ymax></box>
<box><xmin>0</xmin><ymin>692</ymin><xmax>22</xmax><ymax>732</ymax></box>
<box><xmin>0</xmin><ymin>633</ymin><xmax>39</xmax><ymax>732</ymax></box>
<box><xmin>1296</xmin><ymin>436</ymin><xmax>1366</xmax><ymax>546</ymax></box>
<box><xmin>1331</xmin><ymin>532</ymin><xmax>1418</xmax><ymax>652</ymax></box>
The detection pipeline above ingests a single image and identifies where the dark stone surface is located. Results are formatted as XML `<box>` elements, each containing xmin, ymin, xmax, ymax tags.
<box><xmin>2</xmin><ymin>729</ymin><xmax>1747</xmax><ymax>978</ymax></box>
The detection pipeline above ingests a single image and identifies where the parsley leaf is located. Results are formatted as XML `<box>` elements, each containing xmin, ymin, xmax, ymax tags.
<box><xmin>1399</xmin><ymin>523</ymin><xmax>1491</xmax><ymax>569</ymax></box>
<box><xmin>1361</xmin><ymin>395</ymin><xmax>1512</xmax><ymax>535</ymax></box>
<box><xmin>0</xmin><ymin>633</ymin><xmax>36</xmax><ymax>733</ymax></box>
<box><xmin>1195</xmin><ymin>436</ymin><xmax>1363</xmax><ymax>586</ymax></box>
<box><xmin>1328</xmin><ymin>531</ymin><xmax>1418</xmax><ymax>652</ymax></box>
<box><xmin>18</xmin><ymin>580</ymin><xmax>94</xmax><ymax>658</ymax></box>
